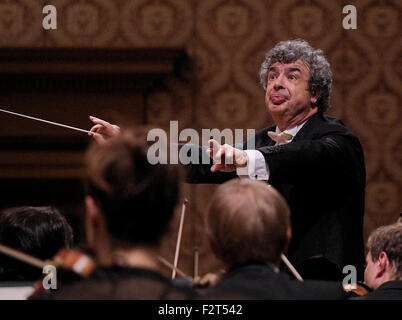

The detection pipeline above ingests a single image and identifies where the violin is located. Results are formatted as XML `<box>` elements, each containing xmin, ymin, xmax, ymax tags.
<box><xmin>0</xmin><ymin>243</ymin><xmax>96</xmax><ymax>299</ymax></box>
<box><xmin>343</xmin><ymin>282</ymin><xmax>372</xmax><ymax>297</ymax></box>
<box><xmin>29</xmin><ymin>248</ymin><xmax>97</xmax><ymax>299</ymax></box>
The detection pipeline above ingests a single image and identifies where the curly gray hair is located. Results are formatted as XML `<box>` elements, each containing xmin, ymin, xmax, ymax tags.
<box><xmin>259</xmin><ymin>39</ymin><xmax>332</xmax><ymax>113</ymax></box>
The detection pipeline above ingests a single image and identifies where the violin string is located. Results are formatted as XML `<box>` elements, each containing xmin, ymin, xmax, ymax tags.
<box><xmin>0</xmin><ymin>107</ymin><xmax>92</xmax><ymax>134</ymax></box>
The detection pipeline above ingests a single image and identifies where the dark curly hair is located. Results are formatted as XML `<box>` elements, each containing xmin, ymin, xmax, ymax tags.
<box><xmin>260</xmin><ymin>39</ymin><xmax>332</xmax><ymax>113</ymax></box>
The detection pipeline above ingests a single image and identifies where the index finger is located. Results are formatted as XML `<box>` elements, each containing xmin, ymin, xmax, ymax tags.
<box><xmin>89</xmin><ymin>116</ymin><xmax>112</xmax><ymax>129</ymax></box>
<box><xmin>208</xmin><ymin>139</ymin><xmax>221</xmax><ymax>154</ymax></box>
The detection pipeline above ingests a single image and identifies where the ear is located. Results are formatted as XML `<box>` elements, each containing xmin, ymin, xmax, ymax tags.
<box><xmin>85</xmin><ymin>196</ymin><xmax>113</xmax><ymax>264</ymax></box>
<box><xmin>283</xmin><ymin>226</ymin><xmax>292</xmax><ymax>253</ymax></box>
<box><xmin>376</xmin><ymin>251</ymin><xmax>389</xmax><ymax>278</ymax></box>
<box><xmin>85</xmin><ymin>195</ymin><xmax>102</xmax><ymax>247</ymax></box>
<box><xmin>166</xmin><ymin>203</ymin><xmax>181</xmax><ymax>234</ymax></box>
<box><xmin>310</xmin><ymin>89</ymin><xmax>319</xmax><ymax>105</ymax></box>
<box><xmin>208</xmin><ymin>237</ymin><xmax>229</xmax><ymax>270</ymax></box>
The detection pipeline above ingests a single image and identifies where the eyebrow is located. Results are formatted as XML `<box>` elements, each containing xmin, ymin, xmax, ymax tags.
<box><xmin>268</xmin><ymin>66</ymin><xmax>302</xmax><ymax>73</ymax></box>
<box><xmin>287</xmin><ymin>67</ymin><xmax>301</xmax><ymax>73</ymax></box>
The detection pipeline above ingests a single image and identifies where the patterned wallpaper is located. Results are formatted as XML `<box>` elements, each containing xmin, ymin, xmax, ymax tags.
<box><xmin>0</xmin><ymin>0</ymin><xmax>401</xmax><ymax>276</ymax></box>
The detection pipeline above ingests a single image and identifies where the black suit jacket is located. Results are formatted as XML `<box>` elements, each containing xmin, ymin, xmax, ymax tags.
<box><xmin>36</xmin><ymin>266</ymin><xmax>196</xmax><ymax>300</ymax></box>
<box><xmin>185</xmin><ymin>113</ymin><xmax>366</xmax><ymax>277</ymax></box>
<box><xmin>202</xmin><ymin>264</ymin><xmax>347</xmax><ymax>300</ymax></box>
<box><xmin>353</xmin><ymin>281</ymin><xmax>402</xmax><ymax>300</ymax></box>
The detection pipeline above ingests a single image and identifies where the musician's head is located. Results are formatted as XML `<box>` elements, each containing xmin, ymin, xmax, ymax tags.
<box><xmin>259</xmin><ymin>39</ymin><xmax>332</xmax><ymax>128</ymax></box>
<box><xmin>364</xmin><ymin>223</ymin><xmax>402</xmax><ymax>290</ymax></box>
<box><xmin>0</xmin><ymin>206</ymin><xmax>73</xmax><ymax>281</ymax></box>
<box><xmin>84</xmin><ymin>128</ymin><xmax>182</xmax><ymax>257</ymax></box>
<box><xmin>205</xmin><ymin>179</ymin><xmax>291</xmax><ymax>269</ymax></box>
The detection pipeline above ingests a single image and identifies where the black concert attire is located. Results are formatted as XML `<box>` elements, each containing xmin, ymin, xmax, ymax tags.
<box><xmin>36</xmin><ymin>266</ymin><xmax>195</xmax><ymax>300</ymax></box>
<box><xmin>352</xmin><ymin>281</ymin><xmax>402</xmax><ymax>300</ymax></box>
<box><xmin>202</xmin><ymin>264</ymin><xmax>347</xmax><ymax>300</ymax></box>
<box><xmin>185</xmin><ymin>113</ymin><xmax>366</xmax><ymax>281</ymax></box>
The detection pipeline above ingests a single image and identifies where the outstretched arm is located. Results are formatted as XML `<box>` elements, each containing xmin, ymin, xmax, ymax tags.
<box><xmin>87</xmin><ymin>117</ymin><xmax>248</xmax><ymax>183</ymax></box>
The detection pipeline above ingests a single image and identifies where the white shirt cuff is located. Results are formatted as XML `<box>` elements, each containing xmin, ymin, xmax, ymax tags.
<box><xmin>236</xmin><ymin>150</ymin><xmax>269</xmax><ymax>180</ymax></box>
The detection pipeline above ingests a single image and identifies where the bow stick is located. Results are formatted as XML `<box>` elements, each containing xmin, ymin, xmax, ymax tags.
<box><xmin>157</xmin><ymin>255</ymin><xmax>187</xmax><ymax>278</ymax></box>
<box><xmin>0</xmin><ymin>243</ymin><xmax>45</xmax><ymax>269</ymax></box>
<box><xmin>171</xmin><ymin>198</ymin><xmax>188</xmax><ymax>279</ymax></box>
<box><xmin>193</xmin><ymin>247</ymin><xmax>199</xmax><ymax>280</ymax></box>
<box><xmin>281</xmin><ymin>253</ymin><xmax>303</xmax><ymax>281</ymax></box>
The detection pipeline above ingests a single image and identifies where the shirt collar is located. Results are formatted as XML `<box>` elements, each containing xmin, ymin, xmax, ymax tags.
<box><xmin>275</xmin><ymin>120</ymin><xmax>308</xmax><ymax>138</ymax></box>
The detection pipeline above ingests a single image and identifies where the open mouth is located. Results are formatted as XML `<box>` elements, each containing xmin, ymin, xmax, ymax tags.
<box><xmin>270</xmin><ymin>94</ymin><xmax>287</xmax><ymax>104</ymax></box>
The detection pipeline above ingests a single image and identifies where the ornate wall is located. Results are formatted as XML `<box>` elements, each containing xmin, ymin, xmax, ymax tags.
<box><xmin>0</xmin><ymin>0</ymin><xmax>400</xmax><ymax>277</ymax></box>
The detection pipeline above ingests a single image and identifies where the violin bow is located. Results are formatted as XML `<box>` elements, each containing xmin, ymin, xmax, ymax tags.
<box><xmin>193</xmin><ymin>247</ymin><xmax>199</xmax><ymax>280</ymax></box>
<box><xmin>280</xmin><ymin>253</ymin><xmax>303</xmax><ymax>281</ymax></box>
<box><xmin>0</xmin><ymin>243</ymin><xmax>46</xmax><ymax>269</ymax></box>
<box><xmin>157</xmin><ymin>255</ymin><xmax>187</xmax><ymax>278</ymax></box>
<box><xmin>171</xmin><ymin>198</ymin><xmax>188</xmax><ymax>279</ymax></box>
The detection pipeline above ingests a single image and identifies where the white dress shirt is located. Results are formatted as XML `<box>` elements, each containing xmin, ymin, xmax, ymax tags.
<box><xmin>236</xmin><ymin>121</ymin><xmax>308</xmax><ymax>180</ymax></box>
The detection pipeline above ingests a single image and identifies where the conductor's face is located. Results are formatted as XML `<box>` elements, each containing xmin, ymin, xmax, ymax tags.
<box><xmin>265</xmin><ymin>60</ymin><xmax>317</xmax><ymax>123</ymax></box>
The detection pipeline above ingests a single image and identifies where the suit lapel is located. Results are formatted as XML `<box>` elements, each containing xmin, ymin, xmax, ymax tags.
<box><xmin>262</xmin><ymin>126</ymin><xmax>277</xmax><ymax>147</ymax></box>
<box><xmin>292</xmin><ymin>113</ymin><xmax>325</xmax><ymax>142</ymax></box>
<box><xmin>256</xmin><ymin>113</ymin><xmax>326</xmax><ymax>148</ymax></box>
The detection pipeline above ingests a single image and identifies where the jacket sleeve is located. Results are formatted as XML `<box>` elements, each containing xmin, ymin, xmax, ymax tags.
<box><xmin>180</xmin><ymin>144</ymin><xmax>237</xmax><ymax>184</ymax></box>
<box><xmin>257</xmin><ymin>133</ymin><xmax>362</xmax><ymax>185</ymax></box>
